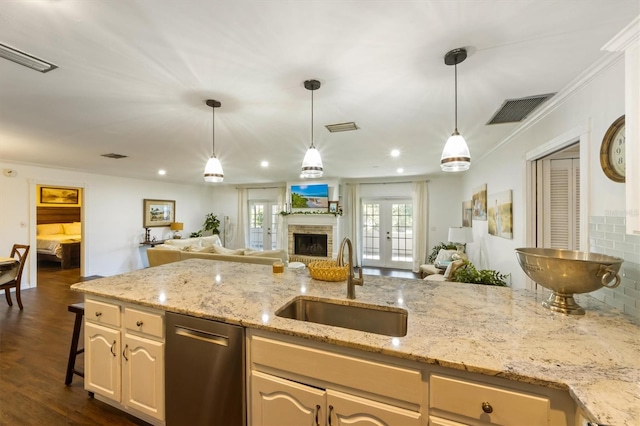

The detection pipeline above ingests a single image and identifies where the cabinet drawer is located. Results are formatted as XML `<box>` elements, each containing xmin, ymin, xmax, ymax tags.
<box><xmin>85</xmin><ymin>299</ymin><xmax>120</xmax><ymax>327</ymax></box>
<box><xmin>430</xmin><ymin>374</ymin><xmax>549</xmax><ymax>425</ymax></box>
<box><xmin>123</xmin><ymin>307</ymin><xmax>163</xmax><ymax>339</ymax></box>
<box><xmin>251</xmin><ymin>335</ymin><xmax>422</xmax><ymax>405</ymax></box>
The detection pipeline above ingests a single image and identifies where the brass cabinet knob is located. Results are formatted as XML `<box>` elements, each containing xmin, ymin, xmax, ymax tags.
<box><xmin>95</xmin><ymin>311</ymin><xmax>102</xmax><ymax>317</ymax></box>
<box><xmin>136</xmin><ymin>320</ymin><xmax>143</xmax><ymax>327</ymax></box>
<box><xmin>482</xmin><ymin>401</ymin><xmax>493</xmax><ymax>413</ymax></box>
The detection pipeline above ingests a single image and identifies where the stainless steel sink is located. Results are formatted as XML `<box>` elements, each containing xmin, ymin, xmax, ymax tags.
<box><xmin>275</xmin><ymin>296</ymin><xmax>408</xmax><ymax>337</ymax></box>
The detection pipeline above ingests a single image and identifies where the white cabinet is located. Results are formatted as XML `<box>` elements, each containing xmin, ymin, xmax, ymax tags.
<box><xmin>251</xmin><ymin>370</ymin><xmax>421</xmax><ymax>426</ymax></box>
<box><xmin>84</xmin><ymin>298</ymin><xmax>165</xmax><ymax>424</ymax></box>
<box><xmin>249</xmin><ymin>331</ymin><xmax>423</xmax><ymax>426</ymax></box>
<box><xmin>603</xmin><ymin>16</ymin><xmax>640</xmax><ymax>234</ymax></box>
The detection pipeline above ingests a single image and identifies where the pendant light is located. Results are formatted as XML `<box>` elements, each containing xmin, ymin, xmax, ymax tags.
<box><xmin>204</xmin><ymin>99</ymin><xmax>224</xmax><ymax>182</ymax></box>
<box><xmin>300</xmin><ymin>79</ymin><xmax>323</xmax><ymax>178</ymax></box>
<box><xmin>441</xmin><ymin>48</ymin><xmax>471</xmax><ymax>172</ymax></box>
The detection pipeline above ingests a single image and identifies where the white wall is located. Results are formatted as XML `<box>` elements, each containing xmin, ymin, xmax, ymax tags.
<box><xmin>0</xmin><ymin>161</ymin><xmax>215</xmax><ymax>286</ymax></box>
<box><xmin>460</xmin><ymin>58</ymin><xmax>627</xmax><ymax>289</ymax></box>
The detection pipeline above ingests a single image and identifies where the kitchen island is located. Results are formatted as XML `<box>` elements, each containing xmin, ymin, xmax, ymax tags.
<box><xmin>71</xmin><ymin>259</ymin><xmax>640</xmax><ymax>425</ymax></box>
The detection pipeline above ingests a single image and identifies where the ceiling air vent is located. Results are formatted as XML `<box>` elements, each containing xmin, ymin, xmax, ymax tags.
<box><xmin>486</xmin><ymin>93</ymin><xmax>555</xmax><ymax>125</ymax></box>
<box><xmin>0</xmin><ymin>43</ymin><xmax>58</xmax><ymax>73</ymax></box>
<box><xmin>325</xmin><ymin>122</ymin><xmax>359</xmax><ymax>133</ymax></box>
<box><xmin>101</xmin><ymin>153</ymin><xmax>128</xmax><ymax>159</ymax></box>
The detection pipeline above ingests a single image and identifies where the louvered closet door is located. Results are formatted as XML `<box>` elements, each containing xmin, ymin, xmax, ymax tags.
<box><xmin>540</xmin><ymin>158</ymin><xmax>580</xmax><ymax>250</ymax></box>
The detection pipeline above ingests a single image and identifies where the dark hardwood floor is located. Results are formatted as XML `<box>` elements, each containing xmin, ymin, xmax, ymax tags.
<box><xmin>0</xmin><ymin>262</ymin><xmax>149</xmax><ymax>425</ymax></box>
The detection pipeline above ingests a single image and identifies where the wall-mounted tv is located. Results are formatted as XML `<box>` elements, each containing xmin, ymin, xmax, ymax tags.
<box><xmin>290</xmin><ymin>184</ymin><xmax>329</xmax><ymax>210</ymax></box>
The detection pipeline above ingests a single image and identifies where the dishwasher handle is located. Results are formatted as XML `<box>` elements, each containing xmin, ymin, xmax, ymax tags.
<box><xmin>174</xmin><ymin>325</ymin><xmax>230</xmax><ymax>347</ymax></box>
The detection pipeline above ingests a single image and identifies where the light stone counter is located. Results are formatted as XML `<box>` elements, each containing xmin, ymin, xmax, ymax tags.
<box><xmin>71</xmin><ymin>259</ymin><xmax>640</xmax><ymax>425</ymax></box>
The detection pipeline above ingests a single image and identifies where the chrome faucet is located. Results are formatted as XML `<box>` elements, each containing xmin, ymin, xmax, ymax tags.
<box><xmin>336</xmin><ymin>237</ymin><xmax>363</xmax><ymax>299</ymax></box>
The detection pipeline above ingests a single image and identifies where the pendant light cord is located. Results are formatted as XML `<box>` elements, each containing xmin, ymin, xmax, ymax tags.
<box><xmin>212</xmin><ymin>104</ymin><xmax>216</xmax><ymax>157</ymax></box>
<box><xmin>454</xmin><ymin>61</ymin><xmax>458</xmax><ymax>133</ymax></box>
<box><xmin>310</xmin><ymin>88</ymin><xmax>315</xmax><ymax>148</ymax></box>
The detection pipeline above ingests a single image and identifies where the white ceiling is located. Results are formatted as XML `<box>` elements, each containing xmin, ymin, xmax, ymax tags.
<box><xmin>0</xmin><ymin>1</ymin><xmax>637</xmax><ymax>185</ymax></box>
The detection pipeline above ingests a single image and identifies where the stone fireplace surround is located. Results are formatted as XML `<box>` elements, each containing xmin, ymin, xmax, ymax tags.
<box><xmin>285</xmin><ymin>214</ymin><xmax>339</xmax><ymax>264</ymax></box>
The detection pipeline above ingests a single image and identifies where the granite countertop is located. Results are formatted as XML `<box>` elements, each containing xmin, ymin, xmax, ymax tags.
<box><xmin>71</xmin><ymin>259</ymin><xmax>640</xmax><ymax>425</ymax></box>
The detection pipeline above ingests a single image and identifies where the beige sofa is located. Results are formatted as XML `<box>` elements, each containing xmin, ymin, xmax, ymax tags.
<box><xmin>146</xmin><ymin>235</ymin><xmax>288</xmax><ymax>267</ymax></box>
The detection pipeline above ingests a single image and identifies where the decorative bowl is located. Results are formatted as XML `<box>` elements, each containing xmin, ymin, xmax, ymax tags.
<box><xmin>308</xmin><ymin>260</ymin><xmax>349</xmax><ymax>282</ymax></box>
<box><xmin>514</xmin><ymin>248</ymin><xmax>623</xmax><ymax>315</ymax></box>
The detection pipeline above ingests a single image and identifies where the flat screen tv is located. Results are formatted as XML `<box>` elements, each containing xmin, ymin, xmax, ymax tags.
<box><xmin>290</xmin><ymin>184</ymin><xmax>329</xmax><ymax>210</ymax></box>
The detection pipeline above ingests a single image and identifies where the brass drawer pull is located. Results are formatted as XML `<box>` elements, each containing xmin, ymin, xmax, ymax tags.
<box><xmin>136</xmin><ymin>320</ymin><xmax>143</xmax><ymax>327</ymax></box>
<box><xmin>482</xmin><ymin>401</ymin><xmax>493</xmax><ymax>413</ymax></box>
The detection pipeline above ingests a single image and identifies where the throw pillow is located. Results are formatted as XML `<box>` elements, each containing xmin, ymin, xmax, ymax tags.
<box><xmin>212</xmin><ymin>246</ymin><xmax>245</xmax><ymax>255</ymax></box>
<box><xmin>200</xmin><ymin>235</ymin><xmax>222</xmax><ymax>248</ymax></box>
<box><xmin>435</xmin><ymin>249</ymin><xmax>457</xmax><ymax>268</ymax></box>
<box><xmin>165</xmin><ymin>238</ymin><xmax>202</xmax><ymax>249</ymax></box>
<box><xmin>244</xmin><ymin>249</ymin><xmax>287</xmax><ymax>262</ymax></box>
<box><xmin>62</xmin><ymin>222</ymin><xmax>82</xmax><ymax>235</ymax></box>
<box><xmin>443</xmin><ymin>259</ymin><xmax>465</xmax><ymax>280</ymax></box>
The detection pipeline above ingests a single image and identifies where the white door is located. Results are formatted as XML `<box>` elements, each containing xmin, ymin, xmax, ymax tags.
<box><xmin>251</xmin><ymin>371</ymin><xmax>326</xmax><ymax>426</ymax></box>
<box><xmin>249</xmin><ymin>201</ymin><xmax>279</xmax><ymax>250</ymax></box>
<box><xmin>537</xmin><ymin>153</ymin><xmax>580</xmax><ymax>250</ymax></box>
<box><xmin>85</xmin><ymin>322</ymin><xmax>121</xmax><ymax>401</ymax></box>
<box><xmin>361</xmin><ymin>199</ymin><xmax>413</xmax><ymax>269</ymax></box>
<box><xmin>122</xmin><ymin>334</ymin><xmax>165</xmax><ymax>421</ymax></box>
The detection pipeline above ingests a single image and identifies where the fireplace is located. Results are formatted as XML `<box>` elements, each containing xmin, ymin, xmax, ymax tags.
<box><xmin>294</xmin><ymin>233</ymin><xmax>328</xmax><ymax>257</ymax></box>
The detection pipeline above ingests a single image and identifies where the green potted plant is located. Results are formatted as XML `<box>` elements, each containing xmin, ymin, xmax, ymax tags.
<box><xmin>202</xmin><ymin>213</ymin><xmax>220</xmax><ymax>235</ymax></box>
<box><xmin>450</xmin><ymin>260</ymin><xmax>508</xmax><ymax>286</ymax></box>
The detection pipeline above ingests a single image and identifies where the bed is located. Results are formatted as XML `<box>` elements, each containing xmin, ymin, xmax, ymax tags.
<box><xmin>37</xmin><ymin>207</ymin><xmax>81</xmax><ymax>269</ymax></box>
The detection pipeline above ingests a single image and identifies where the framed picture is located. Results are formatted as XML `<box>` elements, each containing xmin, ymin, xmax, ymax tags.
<box><xmin>471</xmin><ymin>184</ymin><xmax>487</xmax><ymax>221</ymax></box>
<box><xmin>143</xmin><ymin>199</ymin><xmax>175</xmax><ymax>227</ymax></box>
<box><xmin>290</xmin><ymin>183</ymin><xmax>329</xmax><ymax>210</ymax></box>
<box><xmin>328</xmin><ymin>201</ymin><xmax>338</xmax><ymax>213</ymax></box>
<box><xmin>40</xmin><ymin>187</ymin><xmax>79</xmax><ymax>205</ymax></box>
<box><xmin>462</xmin><ymin>200</ymin><xmax>472</xmax><ymax>227</ymax></box>
<box><xmin>488</xmin><ymin>190</ymin><xmax>513</xmax><ymax>239</ymax></box>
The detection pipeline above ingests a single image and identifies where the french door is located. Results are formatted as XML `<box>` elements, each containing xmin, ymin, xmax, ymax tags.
<box><xmin>361</xmin><ymin>199</ymin><xmax>413</xmax><ymax>269</ymax></box>
<box><xmin>249</xmin><ymin>201</ymin><xmax>279</xmax><ymax>250</ymax></box>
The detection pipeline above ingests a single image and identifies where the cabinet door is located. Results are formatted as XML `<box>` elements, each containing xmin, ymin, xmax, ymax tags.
<box><xmin>327</xmin><ymin>389</ymin><xmax>421</xmax><ymax>426</ymax></box>
<box><xmin>85</xmin><ymin>322</ymin><xmax>121</xmax><ymax>401</ymax></box>
<box><xmin>122</xmin><ymin>333</ymin><xmax>165</xmax><ymax>421</ymax></box>
<box><xmin>251</xmin><ymin>371</ymin><xmax>326</xmax><ymax>426</ymax></box>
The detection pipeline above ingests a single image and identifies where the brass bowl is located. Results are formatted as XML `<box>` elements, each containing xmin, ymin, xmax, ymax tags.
<box><xmin>514</xmin><ymin>248</ymin><xmax>623</xmax><ymax>315</ymax></box>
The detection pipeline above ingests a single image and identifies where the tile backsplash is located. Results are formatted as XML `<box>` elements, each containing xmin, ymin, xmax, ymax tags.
<box><xmin>589</xmin><ymin>216</ymin><xmax>640</xmax><ymax>319</ymax></box>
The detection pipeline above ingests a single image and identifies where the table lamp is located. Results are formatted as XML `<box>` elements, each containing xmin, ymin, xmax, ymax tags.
<box><xmin>170</xmin><ymin>222</ymin><xmax>183</xmax><ymax>239</ymax></box>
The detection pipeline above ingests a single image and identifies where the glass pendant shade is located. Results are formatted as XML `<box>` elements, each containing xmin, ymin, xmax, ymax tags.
<box><xmin>301</xmin><ymin>146</ymin><xmax>323</xmax><ymax>178</ymax></box>
<box><xmin>204</xmin><ymin>156</ymin><xmax>224</xmax><ymax>182</ymax></box>
<box><xmin>440</xmin><ymin>130</ymin><xmax>470</xmax><ymax>172</ymax></box>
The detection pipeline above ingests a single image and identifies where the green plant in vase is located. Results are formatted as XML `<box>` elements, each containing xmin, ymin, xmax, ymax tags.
<box><xmin>202</xmin><ymin>213</ymin><xmax>220</xmax><ymax>235</ymax></box>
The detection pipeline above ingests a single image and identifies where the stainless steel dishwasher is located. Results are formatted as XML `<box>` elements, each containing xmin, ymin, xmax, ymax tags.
<box><xmin>166</xmin><ymin>312</ymin><xmax>245</xmax><ymax>426</ymax></box>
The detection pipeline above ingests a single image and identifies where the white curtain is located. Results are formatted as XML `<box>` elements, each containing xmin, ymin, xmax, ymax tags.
<box><xmin>412</xmin><ymin>181</ymin><xmax>429</xmax><ymax>272</ymax></box>
<box><xmin>235</xmin><ymin>188</ymin><xmax>249</xmax><ymax>249</ymax></box>
<box><xmin>276</xmin><ymin>186</ymin><xmax>287</xmax><ymax>250</ymax></box>
<box><xmin>344</xmin><ymin>183</ymin><xmax>362</xmax><ymax>267</ymax></box>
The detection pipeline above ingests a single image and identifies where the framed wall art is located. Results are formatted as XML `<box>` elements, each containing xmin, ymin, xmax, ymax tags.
<box><xmin>40</xmin><ymin>187</ymin><xmax>80</xmax><ymax>205</ymax></box>
<box><xmin>462</xmin><ymin>200</ymin><xmax>472</xmax><ymax>227</ymax></box>
<box><xmin>471</xmin><ymin>184</ymin><xmax>487</xmax><ymax>221</ymax></box>
<box><xmin>143</xmin><ymin>199</ymin><xmax>175</xmax><ymax>227</ymax></box>
<box><xmin>290</xmin><ymin>183</ymin><xmax>329</xmax><ymax>210</ymax></box>
<box><xmin>488</xmin><ymin>190</ymin><xmax>513</xmax><ymax>239</ymax></box>
<box><xmin>328</xmin><ymin>201</ymin><xmax>338</xmax><ymax>213</ymax></box>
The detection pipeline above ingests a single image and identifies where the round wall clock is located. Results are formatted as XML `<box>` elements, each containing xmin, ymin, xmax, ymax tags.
<box><xmin>600</xmin><ymin>115</ymin><xmax>625</xmax><ymax>183</ymax></box>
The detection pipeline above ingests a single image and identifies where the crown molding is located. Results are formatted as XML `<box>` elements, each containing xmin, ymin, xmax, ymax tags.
<box><xmin>602</xmin><ymin>16</ymin><xmax>640</xmax><ymax>52</ymax></box>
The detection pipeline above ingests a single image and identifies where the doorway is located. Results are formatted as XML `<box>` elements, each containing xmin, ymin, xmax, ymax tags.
<box><xmin>361</xmin><ymin>198</ymin><xmax>413</xmax><ymax>269</ymax></box>
<box><xmin>248</xmin><ymin>201</ymin><xmax>279</xmax><ymax>250</ymax></box>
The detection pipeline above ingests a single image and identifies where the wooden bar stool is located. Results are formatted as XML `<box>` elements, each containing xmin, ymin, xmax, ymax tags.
<box><xmin>65</xmin><ymin>302</ymin><xmax>85</xmax><ymax>385</ymax></box>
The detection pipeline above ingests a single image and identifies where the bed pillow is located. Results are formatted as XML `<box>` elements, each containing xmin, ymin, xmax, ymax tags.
<box><xmin>212</xmin><ymin>246</ymin><xmax>245</xmax><ymax>255</ymax></box>
<box><xmin>37</xmin><ymin>223</ymin><xmax>64</xmax><ymax>236</ymax></box>
<box><xmin>200</xmin><ymin>235</ymin><xmax>222</xmax><ymax>247</ymax></box>
<box><xmin>63</xmin><ymin>222</ymin><xmax>82</xmax><ymax>235</ymax></box>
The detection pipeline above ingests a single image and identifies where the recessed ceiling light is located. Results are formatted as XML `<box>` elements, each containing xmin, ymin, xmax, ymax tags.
<box><xmin>261</xmin><ymin>160</ymin><xmax>269</xmax><ymax>167</ymax></box>
<box><xmin>391</xmin><ymin>149</ymin><xmax>400</xmax><ymax>157</ymax></box>
<box><xmin>397</xmin><ymin>168</ymin><xmax>404</xmax><ymax>173</ymax></box>
<box><xmin>158</xmin><ymin>170</ymin><xmax>166</xmax><ymax>175</ymax></box>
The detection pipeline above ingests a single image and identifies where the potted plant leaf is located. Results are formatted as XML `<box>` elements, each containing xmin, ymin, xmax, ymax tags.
<box><xmin>202</xmin><ymin>213</ymin><xmax>221</xmax><ymax>235</ymax></box>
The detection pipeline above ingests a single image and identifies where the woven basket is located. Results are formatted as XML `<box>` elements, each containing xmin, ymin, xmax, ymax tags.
<box><xmin>308</xmin><ymin>260</ymin><xmax>349</xmax><ymax>282</ymax></box>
